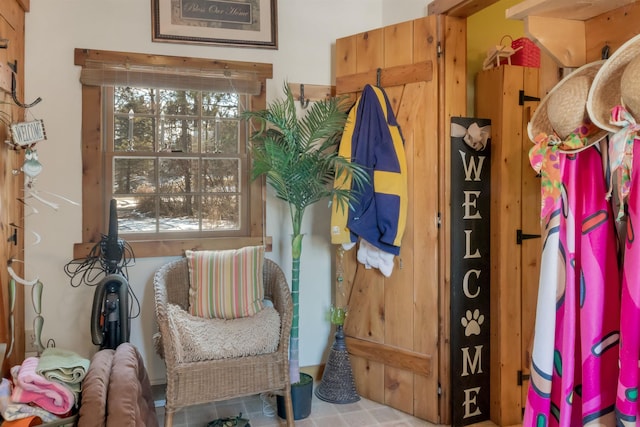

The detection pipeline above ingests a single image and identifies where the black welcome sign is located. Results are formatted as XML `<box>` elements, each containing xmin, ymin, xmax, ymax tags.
<box><xmin>450</xmin><ymin>117</ymin><xmax>491</xmax><ymax>426</ymax></box>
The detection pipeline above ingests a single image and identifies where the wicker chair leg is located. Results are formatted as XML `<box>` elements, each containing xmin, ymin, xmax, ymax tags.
<box><xmin>164</xmin><ymin>409</ymin><xmax>174</xmax><ymax>427</ymax></box>
<box><xmin>283</xmin><ymin>388</ymin><xmax>294</xmax><ymax>427</ymax></box>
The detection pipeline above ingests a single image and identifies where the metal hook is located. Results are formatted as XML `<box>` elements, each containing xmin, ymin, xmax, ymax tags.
<box><xmin>0</xmin><ymin>39</ymin><xmax>8</xmax><ymax>49</ymax></box>
<box><xmin>7</xmin><ymin>227</ymin><xmax>17</xmax><ymax>245</ymax></box>
<box><xmin>9</xmin><ymin>61</ymin><xmax>42</xmax><ymax>109</ymax></box>
<box><xmin>376</xmin><ymin>68</ymin><xmax>382</xmax><ymax>87</ymax></box>
<box><xmin>602</xmin><ymin>44</ymin><xmax>610</xmax><ymax>60</ymax></box>
<box><xmin>299</xmin><ymin>84</ymin><xmax>310</xmax><ymax>109</ymax></box>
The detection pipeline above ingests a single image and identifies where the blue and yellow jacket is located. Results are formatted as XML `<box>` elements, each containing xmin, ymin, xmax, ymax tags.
<box><xmin>331</xmin><ymin>84</ymin><xmax>407</xmax><ymax>256</ymax></box>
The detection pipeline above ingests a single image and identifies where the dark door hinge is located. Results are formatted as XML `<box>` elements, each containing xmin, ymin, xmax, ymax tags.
<box><xmin>519</xmin><ymin>90</ymin><xmax>540</xmax><ymax>106</ymax></box>
<box><xmin>517</xmin><ymin>370</ymin><xmax>531</xmax><ymax>386</ymax></box>
<box><xmin>516</xmin><ymin>229</ymin><xmax>541</xmax><ymax>245</ymax></box>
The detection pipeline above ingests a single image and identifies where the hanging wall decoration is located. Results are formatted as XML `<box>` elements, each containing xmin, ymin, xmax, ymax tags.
<box><xmin>151</xmin><ymin>0</ymin><xmax>278</xmax><ymax>49</ymax></box>
<box><xmin>450</xmin><ymin>117</ymin><xmax>491</xmax><ymax>427</ymax></box>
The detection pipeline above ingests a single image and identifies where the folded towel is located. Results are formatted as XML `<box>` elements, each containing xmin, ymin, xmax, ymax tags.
<box><xmin>0</xmin><ymin>378</ymin><xmax>60</xmax><ymax>423</ymax></box>
<box><xmin>36</xmin><ymin>347</ymin><xmax>89</xmax><ymax>393</ymax></box>
<box><xmin>357</xmin><ymin>239</ymin><xmax>396</xmax><ymax>277</ymax></box>
<box><xmin>11</xmin><ymin>357</ymin><xmax>76</xmax><ymax>415</ymax></box>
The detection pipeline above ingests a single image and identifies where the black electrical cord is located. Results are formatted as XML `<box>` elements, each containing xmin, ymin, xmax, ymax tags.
<box><xmin>63</xmin><ymin>236</ymin><xmax>141</xmax><ymax>320</ymax></box>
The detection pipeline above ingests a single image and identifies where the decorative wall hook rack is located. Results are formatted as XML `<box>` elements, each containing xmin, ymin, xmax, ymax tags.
<box><xmin>287</xmin><ymin>83</ymin><xmax>336</xmax><ymax>106</ymax></box>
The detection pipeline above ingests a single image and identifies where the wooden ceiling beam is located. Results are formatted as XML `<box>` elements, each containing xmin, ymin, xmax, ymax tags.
<box><xmin>428</xmin><ymin>0</ymin><xmax>500</xmax><ymax>17</ymax></box>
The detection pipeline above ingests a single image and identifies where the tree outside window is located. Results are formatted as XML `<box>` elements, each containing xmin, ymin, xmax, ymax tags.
<box><xmin>73</xmin><ymin>49</ymin><xmax>271</xmax><ymax>258</ymax></box>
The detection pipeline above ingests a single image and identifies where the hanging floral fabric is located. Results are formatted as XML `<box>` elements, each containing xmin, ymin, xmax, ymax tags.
<box><xmin>524</xmin><ymin>60</ymin><xmax>621</xmax><ymax>426</ymax></box>
<box><xmin>523</xmin><ymin>145</ymin><xmax>620</xmax><ymax>426</ymax></box>
<box><xmin>587</xmin><ymin>33</ymin><xmax>640</xmax><ymax>424</ymax></box>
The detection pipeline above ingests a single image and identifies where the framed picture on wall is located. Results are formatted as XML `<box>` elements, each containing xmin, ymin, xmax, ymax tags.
<box><xmin>151</xmin><ymin>0</ymin><xmax>278</xmax><ymax>49</ymax></box>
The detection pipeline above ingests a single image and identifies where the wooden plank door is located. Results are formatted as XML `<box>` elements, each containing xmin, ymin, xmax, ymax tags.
<box><xmin>334</xmin><ymin>15</ymin><xmax>466</xmax><ymax>425</ymax></box>
<box><xmin>476</xmin><ymin>64</ymin><xmax>540</xmax><ymax>426</ymax></box>
<box><xmin>519</xmin><ymin>67</ymin><xmax>542</xmax><ymax>414</ymax></box>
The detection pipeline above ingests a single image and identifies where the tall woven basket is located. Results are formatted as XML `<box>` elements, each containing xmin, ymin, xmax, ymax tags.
<box><xmin>314</xmin><ymin>325</ymin><xmax>360</xmax><ymax>404</ymax></box>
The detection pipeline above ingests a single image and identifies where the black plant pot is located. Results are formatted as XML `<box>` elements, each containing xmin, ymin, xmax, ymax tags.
<box><xmin>277</xmin><ymin>372</ymin><xmax>313</xmax><ymax>420</ymax></box>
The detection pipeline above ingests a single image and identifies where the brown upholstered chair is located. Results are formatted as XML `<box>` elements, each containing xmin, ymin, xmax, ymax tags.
<box><xmin>153</xmin><ymin>257</ymin><xmax>294</xmax><ymax>427</ymax></box>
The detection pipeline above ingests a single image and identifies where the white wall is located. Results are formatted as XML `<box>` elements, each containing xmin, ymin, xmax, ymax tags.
<box><xmin>22</xmin><ymin>0</ymin><xmax>377</xmax><ymax>385</ymax></box>
<box><xmin>23</xmin><ymin>0</ymin><xmax>431</xmax><ymax>384</ymax></box>
<box><xmin>382</xmin><ymin>0</ymin><xmax>430</xmax><ymax>25</ymax></box>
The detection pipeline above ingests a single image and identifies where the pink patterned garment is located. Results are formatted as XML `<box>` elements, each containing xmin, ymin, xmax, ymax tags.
<box><xmin>616</xmin><ymin>139</ymin><xmax>640</xmax><ymax>425</ymax></box>
<box><xmin>524</xmin><ymin>145</ymin><xmax>621</xmax><ymax>426</ymax></box>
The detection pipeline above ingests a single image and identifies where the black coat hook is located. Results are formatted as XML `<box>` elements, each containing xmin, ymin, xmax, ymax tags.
<box><xmin>7</xmin><ymin>227</ymin><xmax>17</xmax><ymax>245</ymax></box>
<box><xmin>376</xmin><ymin>68</ymin><xmax>382</xmax><ymax>87</ymax></box>
<box><xmin>299</xmin><ymin>84</ymin><xmax>309</xmax><ymax>109</ymax></box>
<box><xmin>9</xmin><ymin>61</ymin><xmax>42</xmax><ymax>109</ymax></box>
<box><xmin>602</xmin><ymin>44</ymin><xmax>610</xmax><ymax>60</ymax></box>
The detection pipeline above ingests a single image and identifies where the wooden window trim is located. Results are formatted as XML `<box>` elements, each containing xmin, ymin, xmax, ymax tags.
<box><xmin>73</xmin><ymin>48</ymin><xmax>272</xmax><ymax>259</ymax></box>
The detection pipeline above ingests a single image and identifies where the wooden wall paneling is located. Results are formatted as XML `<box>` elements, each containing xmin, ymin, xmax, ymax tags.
<box><xmin>0</xmin><ymin>0</ymin><xmax>26</xmax><ymax>373</ymax></box>
<box><xmin>524</xmin><ymin>16</ymin><xmax>586</xmax><ymax>67</ymax></box>
<box><xmin>383</xmin><ymin>20</ymin><xmax>414</xmax><ymax>353</ymax></box>
<box><xmin>381</xmin><ymin>22</ymin><xmax>415</xmax><ymax>416</ymax></box>
<box><xmin>412</xmin><ymin>15</ymin><xmax>441</xmax><ymax>422</ymax></box>
<box><xmin>16</xmin><ymin>0</ymin><xmax>29</xmax><ymax>12</ymax></box>
<box><xmin>428</xmin><ymin>0</ymin><xmax>501</xmax><ymax>17</ymax></box>
<box><xmin>493</xmin><ymin>66</ymin><xmax>525</xmax><ymax>426</ymax></box>
<box><xmin>584</xmin><ymin>2</ymin><xmax>640</xmax><ymax>62</ymax></box>
<box><xmin>351</xmin><ymin>355</ymin><xmax>385</xmax><ymax>403</ymax></box>
<box><xmin>519</xmin><ymin>66</ymin><xmax>541</xmax><ymax>413</ymax></box>
<box><xmin>355</xmin><ymin>28</ymin><xmax>383</xmax><ymax>74</ymax></box>
<box><xmin>344</xmin><ymin>267</ymin><xmax>386</xmax><ymax>399</ymax></box>
<box><xmin>499</xmin><ymin>67</ymin><xmax>527</xmax><ymax>426</ymax></box>
<box><xmin>538</xmin><ymin>49</ymin><xmax>561</xmax><ymax>101</ymax></box>
<box><xmin>506</xmin><ymin>0</ymin><xmax>635</xmax><ymax>21</ymax></box>
<box><xmin>344</xmin><ymin>267</ymin><xmax>385</xmax><ymax>342</ymax></box>
<box><xmin>338</xmin><ymin>24</ymin><xmax>387</xmax><ymax>404</ymax></box>
<box><xmin>336</xmin><ymin>14</ymin><xmax>443</xmax><ymax>424</ymax></box>
<box><xmin>338</xmin><ymin>247</ymin><xmax>386</xmax><ymax>403</ymax></box>
<box><xmin>335</xmin><ymin>36</ymin><xmax>357</xmax><ymax>83</ymax></box>
<box><xmin>437</xmin><ymin>14</ymin><xmax>467</xmax><ymax>426</ymax></box>
<box><xmin>476</xmin><ymin>65</ymin><xmax>526</xmax><ymax>426</ymax></box>
<box><xmin>384</xmin><ymin>21</ymin><xmax>414</xmax><ymax>67</ymax></box>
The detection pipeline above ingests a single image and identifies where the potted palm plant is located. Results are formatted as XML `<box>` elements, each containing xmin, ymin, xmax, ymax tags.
<box><xmin>243</xmin><ymin>82</ymin><xmax>367</xmax><ymax>419</ymax></box>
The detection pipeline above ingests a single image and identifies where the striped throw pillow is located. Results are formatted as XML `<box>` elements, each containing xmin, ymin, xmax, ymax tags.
<box><xmin>186</xmin><ymin>246</ymin><xmax>265</xmax><ymax>319</ymax></box>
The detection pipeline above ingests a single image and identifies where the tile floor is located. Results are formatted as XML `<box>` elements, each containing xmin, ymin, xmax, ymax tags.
<box><xmin>152</xmin><ymin>384</ymin><xmax>438</xmax><ymax>426</ymax></box>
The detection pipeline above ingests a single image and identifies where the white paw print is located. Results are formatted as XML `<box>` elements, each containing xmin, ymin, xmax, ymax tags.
<box><xmin>461</xmin><ymin>309</ymin><xmax>484</xmax><ymax>337</ymax></box>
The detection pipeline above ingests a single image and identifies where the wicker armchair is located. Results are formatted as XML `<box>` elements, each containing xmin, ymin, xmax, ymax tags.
<box><xmin>153</xmin><ymin>257</ymin><xmax>294</xmax><ymax>427</ymax></box>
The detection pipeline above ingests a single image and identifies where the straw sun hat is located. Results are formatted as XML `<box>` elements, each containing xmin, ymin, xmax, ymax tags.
<box><xmin>587</xmin><ymin>33</ymin><xmax>640</xmax><ymax>133</ymax></box>
<box><xmin>528</xmin><ymin>60</ymin><xmax>608</xmax><ymax>152</ymax></box>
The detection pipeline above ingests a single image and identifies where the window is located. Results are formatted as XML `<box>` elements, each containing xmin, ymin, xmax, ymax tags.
<box><xmin>74</xmin><ymin>49</ymin><xmax>272</xmax><ymax>258</ymax></box>
<box><xmin>107</xmin><ymin>87</ymin><xmax>247</xmax><ymax>236</ymax></box>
